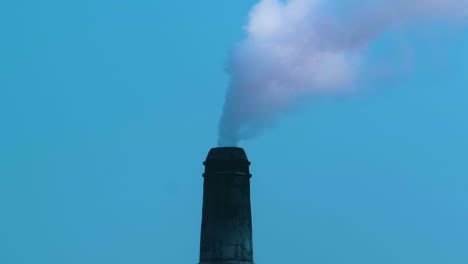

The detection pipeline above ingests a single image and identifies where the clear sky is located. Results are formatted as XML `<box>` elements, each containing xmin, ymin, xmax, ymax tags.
<box><xmin>1</xmin><ymin>1</ymin><xmax>467</xmax><ymax>263</ymax></box>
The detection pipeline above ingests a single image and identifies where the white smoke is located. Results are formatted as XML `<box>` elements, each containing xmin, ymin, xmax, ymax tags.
<box><xmin>218</xmin><ymin>0</ymin><xmax>467</xmax><ymax>146</ymax></box>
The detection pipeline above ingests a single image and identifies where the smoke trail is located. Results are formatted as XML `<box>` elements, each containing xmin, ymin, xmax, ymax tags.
<box><xmin>218</xmin><ymin>0</ymin><xmax>467</xmax><ymax>146</ymax></box>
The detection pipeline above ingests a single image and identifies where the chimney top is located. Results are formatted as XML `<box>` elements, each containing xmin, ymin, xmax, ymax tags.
<box><xmin>205</xmin><ymin>147</ymin><xmax>249</xmax><ymax>162</ymax></box>
<box><xmin>203</xmin><ymin>147</ymin><xmax>251</xmax><ymax>176</ymax></box>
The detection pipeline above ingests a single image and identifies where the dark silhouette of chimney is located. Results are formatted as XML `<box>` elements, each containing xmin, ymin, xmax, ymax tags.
<box><xmin>199</xmin><ymin>147</ymin><xmax>254</xmax><ymax>264</ymax></box>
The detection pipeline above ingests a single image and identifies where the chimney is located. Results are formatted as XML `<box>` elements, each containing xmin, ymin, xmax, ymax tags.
<box><xmin>199</xmin><ymin>147</ymin><xmax>255</xmax><ymax>264</ymax></box>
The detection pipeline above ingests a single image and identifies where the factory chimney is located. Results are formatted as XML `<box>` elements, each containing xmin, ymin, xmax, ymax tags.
<box><xmin>199</xmin><ymin>147</ymin><xmax>255</xmax><ymax>264</ymax></box>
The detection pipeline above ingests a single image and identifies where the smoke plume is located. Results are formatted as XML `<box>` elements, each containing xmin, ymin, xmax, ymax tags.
<box><xmin>217</xmin><ymin>0</ymin><xmax>467</xmax><ymax>146</ymax></box>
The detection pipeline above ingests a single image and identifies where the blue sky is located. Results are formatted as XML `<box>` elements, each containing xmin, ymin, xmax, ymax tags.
<box><xmin>1</xmin><ymin>0</ymin><xmax>467</xmax><ymax>263</ymax></box>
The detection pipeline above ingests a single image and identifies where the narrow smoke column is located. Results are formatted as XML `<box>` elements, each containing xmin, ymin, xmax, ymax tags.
<box><xmin>199</xmin><ymin>147</ymin><xmax>254</xmax><ymax>264</ymax></box>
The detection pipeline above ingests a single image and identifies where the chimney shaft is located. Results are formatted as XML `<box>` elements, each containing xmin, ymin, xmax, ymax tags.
<box><xmin>199</xmin><ymin>147</ymin><xmax>254</xmax><ymax>264</ymax></box>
